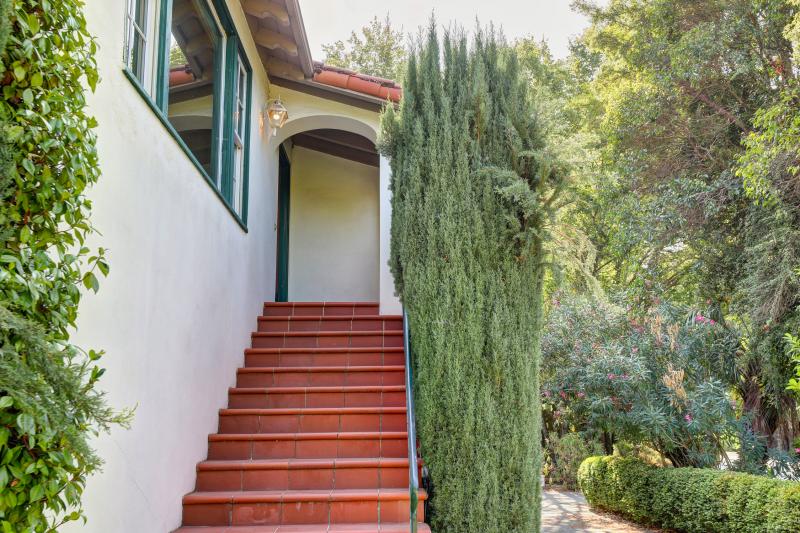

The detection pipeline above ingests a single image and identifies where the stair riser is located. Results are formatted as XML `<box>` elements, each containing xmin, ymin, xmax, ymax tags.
<box><xmin>245</xmin><ymin>351</ymin><xmax>405</xmax><ymax>368</ymax></box>
<box><xmin>219</xmin><ymin>413</ymin><xmax>406</xmax><ymax>434</ymax></box>
<box><xmin>258</xmin><ymin>318</ymin><xmax>402</xmax><ymax>333</ymax></box>
<box><xmin>196</xmin><ymin>466</ymin><xmax>410</xmax><ymax>491</ymax></box>
<box><xmin>208</xmin><ymin>438</ymin><xmax>408</xmax><ymax>460</ymax></box>
<box><xmin>183</xmin><ymin>500</ymin><xmax>424</xmax><ymax>527</ymax></box>
<box><xmin>229</xmin><ymin>391</ymin><xmax>406</xmax><ymax>409</ymax></box>
<box><xmin>263</xmin><ymin>304</ymin><xmax>379</xmax><ymax>317</ymax></box>
<box><xmin>252</xmin><ymin>334</ymin><xmax>403</xmax><ymax>349</ymax></box>
<box><xmin>237</xmin><ymin>371</ymin><xmax>405</xmax><ymax>388</ymax></box>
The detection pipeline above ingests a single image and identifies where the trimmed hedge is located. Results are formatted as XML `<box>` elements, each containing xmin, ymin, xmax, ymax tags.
<box><xmin>578</xmin><ymin>456</ymin><xmax>800</xmax><ymax>532</ymax></box>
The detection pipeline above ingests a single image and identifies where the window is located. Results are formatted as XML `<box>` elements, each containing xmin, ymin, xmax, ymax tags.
<box><xmin>124</xmin><ymin>0</ymin><xmax>150</xmax><ymax>84</ymax></box>
<box><xmin>166</xmin><ymin>0</ymin><xmax>223</xmax><ymax>179</ymax></box>
<box><xmin>122</xmin><ymin>0</ymin><xmax>252</xmax><ymax>225</ymax></box>
<box><xmin>231</xmin><ymin>56</ymin><xmax>248</xmax><ymax>214</ymax></box>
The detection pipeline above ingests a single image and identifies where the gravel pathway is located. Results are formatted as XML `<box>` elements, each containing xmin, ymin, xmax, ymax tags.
<box><xmin>541</xmin><ymin>489</ymin><xmax>658</xmax><ymax>532</ymax></box>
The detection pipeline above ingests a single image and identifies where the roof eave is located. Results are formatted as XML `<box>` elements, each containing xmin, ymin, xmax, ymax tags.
<box><xmin>283</xmin><ymin>0</ymin><xmax>314</xmax><ymax>78</ymax></box>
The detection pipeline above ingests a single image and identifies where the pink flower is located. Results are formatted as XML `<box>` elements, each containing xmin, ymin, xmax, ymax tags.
<box><xmin>622</xmin><ymin>373</ymin><xmax>630</xmax><ymax>380</ymax></box>
<box><xmin>577</xmin><ymin>392</ymin><xmax>586</xmax><ymax>399</ymax></box>
<box><xmin>632</xmin><ymin>347</ymin><xmax>639</xmax><ymax>354</ymax></box>
<box><xmin>559</xmin><ymin>391</ymin><xmax>567</xmax><ymax>400</ymax></box>
<box><xmin>608</xmin><ymin>373</ymin><xmax>616</xmax><ymax>380</ymax></box>
<box><xmin>709</xmin><ymin>319</ymin><xmax>717</xmax><ymax>325</ymax></box>
<box><xmin>543</xmin><ymin>390</ymin><xmax>551</xmax><ymax>398</ymax></box>
<box><xmin>554</xmin><ymin>410</ymin><xmax>562</xmax><ymax>418</ymax></box>
<box><xmin>684</xmin><ymin>414</ymin><xmax>693</xmax><ymax>423</ymax></box>
<box><xmin>795</xmin><ymin>448</ymin><xmax>800</xmax><ymax>455</ymax></box>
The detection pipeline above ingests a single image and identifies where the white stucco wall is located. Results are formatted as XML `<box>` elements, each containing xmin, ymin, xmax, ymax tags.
<box><xmin>66</xmin><ymin>1</ymin><xmax>280</xmax><ymax>531</ymax></box>
<box><xmin>288</xmin><ymin>146</ymin><xmax>379</xmax><ymax>302</ymax></box>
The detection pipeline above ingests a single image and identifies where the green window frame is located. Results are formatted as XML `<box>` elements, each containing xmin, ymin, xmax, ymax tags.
<box><xmin>122</xmin><ymin>0</ymin><xmax>253</xmax><ymax>230</ymax></box>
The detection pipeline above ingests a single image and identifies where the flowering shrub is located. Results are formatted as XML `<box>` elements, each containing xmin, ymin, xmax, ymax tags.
<box><xmin>543</xmin><ymin>294</ymin><xmax>744</xmax><ymax>467</ymax></box>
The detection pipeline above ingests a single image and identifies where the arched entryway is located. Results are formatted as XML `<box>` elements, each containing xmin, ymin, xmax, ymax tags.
<box><xmin>275</xmin><ymin>127</ymin><xmax>380</xmax><ymax>303</ymax></box>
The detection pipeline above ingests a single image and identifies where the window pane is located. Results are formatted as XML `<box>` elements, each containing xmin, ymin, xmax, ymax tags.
<box><xmin>166</xmin><ymin>0</ymin><xmax>223</xmax><ymax>180</ymax></box>
<box><xmin>232</xmin><ymin>55</ymin><xmax>247</xmax><ymax>213</ymax></box>
<box><xmin>125</xmin><ymin>0</ymin><xmax>148</xmax><ymax>82</ymax></box>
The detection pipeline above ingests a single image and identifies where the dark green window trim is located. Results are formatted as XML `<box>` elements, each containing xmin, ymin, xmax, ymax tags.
<box><xmin>122</xmin><ymin>0</ymin><xmax>252</xmax><ymax>230</ymax></box>
<box><xmin>122</xmin><ymin>68</ymin><xmax>248</xmax><ymax>232</ymax></box>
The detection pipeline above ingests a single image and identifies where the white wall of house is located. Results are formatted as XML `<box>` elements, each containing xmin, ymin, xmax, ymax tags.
<box><xmin>66</xmin><ymin>1</ymin><xmax>280</xmax><ymax>531</ymax></box>
<box><xmin>288</xmin><ymin>146</ymin><xmax>379</xmax><ymax>301</ymax></box>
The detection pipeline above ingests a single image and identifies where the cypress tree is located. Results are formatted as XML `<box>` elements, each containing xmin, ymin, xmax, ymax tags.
<box><xmin>379</xmin><ymin>24</ymin><xmax>564</xmax><ymax>533</ymax></box>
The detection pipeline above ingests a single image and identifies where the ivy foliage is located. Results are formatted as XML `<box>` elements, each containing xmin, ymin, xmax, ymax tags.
<box><xmin>0</xmin><ymin>1</ymin><xmax>131</xmax><ymax>530</ymax></box>
<box><xmin>380</xmin><ymin>23</ymin><xmax>564</xmax><ymax>533</ymax></box>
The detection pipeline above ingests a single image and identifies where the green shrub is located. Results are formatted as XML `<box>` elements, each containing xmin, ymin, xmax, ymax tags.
<box><xmin>578</xmin><ymin>455</ymin><xmax>800</xmax><ymax>532</ymax></box>
<box><xmin>0</xmin><ymin>1</ymin><xmax>130</xmax><ymax>530</ymax></box>
<box><xmin>380</xmin><ymin>24</ymin><xmax>564</xmax><ymax>532</ymax></box>
<box><xmin>544</xmin><ymin>433</ymin><xmax>603</xmax><ymax>489</ymax></box>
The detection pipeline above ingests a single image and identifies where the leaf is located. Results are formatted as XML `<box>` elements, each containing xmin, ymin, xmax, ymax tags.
<box><xmin>19</xmin><ymin>226</ymin><xmax>31</xmax><ymax>244</ymax></box>
<box><xmin>82</xmin><ymin>272</ymin><xmax>99</xmax><ymax>293</ymax></box>
<box><xmin>30</xmin><ymin>72</ymin><xmax>43</xmax><ymax>87</ymax></box>
<box><xmin>29</xmin><ymin>484</ymin><xmax>44</xmax><ymax>502</ymax></box>
<box><xmin>22</xmin><ymin>88</ymin><xmax>33</xmax><ymax>105</ymax></box>
<box><xmin>0</xmin><ymin>397</ymin><xmax>13</xmax><ymax>409</ymax></box>
<box><xmin>16</xmin><ymin>414</ymin><xmax>35</xmax><ymax>436</ymax></box>
<box><xmin>13</xmin><ymin>65</ymin><xmax>25</xmax><ymax>80</ymax></box>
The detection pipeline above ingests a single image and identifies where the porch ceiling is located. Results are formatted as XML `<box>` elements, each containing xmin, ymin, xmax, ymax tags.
<box><xmin>292</xmin><ymin>129</ymin><xmax>379</xmax><ymax>167</ymax></box>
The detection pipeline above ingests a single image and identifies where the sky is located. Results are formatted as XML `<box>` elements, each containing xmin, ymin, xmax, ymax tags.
<box><xmin>298</xmin><ymin>0</ymin><xmax>598</xmax><ymax>61</ymax></box>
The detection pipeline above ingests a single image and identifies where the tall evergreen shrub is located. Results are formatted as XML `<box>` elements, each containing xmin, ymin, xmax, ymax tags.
<box><xmin>380</xmin><ymin>24</ymin><xmax>564</xmax><ymax>532</ymax></box>
<box><xmin>0</xmin><ymin>1</ymin><xmax>130</xmax><ymax>530</ymax></box>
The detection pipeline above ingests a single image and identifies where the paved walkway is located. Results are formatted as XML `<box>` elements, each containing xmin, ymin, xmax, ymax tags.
<box><xmin>541</xmin><ymin>489</ymin><xmax>657</xmax><ymax>532</ymax></box>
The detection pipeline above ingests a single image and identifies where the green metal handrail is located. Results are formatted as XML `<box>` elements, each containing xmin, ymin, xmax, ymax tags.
<box><xmin>402</xmin><ymin>309</ymin><xmax>419</xmax><ymax>533</ymax></box>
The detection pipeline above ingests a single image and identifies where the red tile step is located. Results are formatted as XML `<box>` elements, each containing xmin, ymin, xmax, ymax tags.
<box><xmin>263</xmin><ymin>302</ymin><xmax>380</xmax><ymax>317</ymax></box>
<box><xmin>244</xmin><ymin>348</ymin><xmax>405</xmax><ymax>368</ymax></box>
<box><xmin>195</xmin><ymin>458</ymin><xmax>411</xmax><ymax>491</ymax></box>
<box><xmin>175</xmin><ymin>524</ymin><xmax>432</xmax><ymax>532</ymax></box>
<box><xmin>251</xmin><ymin>332</ymin><xmax>403</xmax><ymax>350</ymax></box>
<box><xmin>218</xmin><ymin>407</ymin><xmax>407</xmax><ymax>434</ymax></box>
<box><xmin>207</xmin><ymin>432</ymin><xmax>409</xmax><ymax>461</ymax></box>
<box><xmin>176</xmin><ymin>525</ymin><xmax>431</xmax><ymax>532</ymax></box>
<box><xmin>258</xmin><ymin>315</ymin><xmax>403</xmax><ymax>333</ymax></box>
<box><xmin>178</xmin><ymin>303</ymin><xmax>425</xmax><ymax>532</ymax></box>
<box><xmin>228</xmin><ymin>386</ymin><xmax>406</xmax><ymax>409</ymax></box>
<box><xmin>236</xmin><ymin>366</ymin><xmax>405</xmax><ymax>388</ymax></box>
<box><xmin>180</xmin><ymin>488</ymin><xmax>426</xmax><ymax>527</ymax></box>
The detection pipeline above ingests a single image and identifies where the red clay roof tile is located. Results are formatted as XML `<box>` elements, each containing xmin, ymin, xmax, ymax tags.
<box><xmin>312</xmin><ymin>61</ymin><xmax>402</xmax><ymax>103</ymax></box>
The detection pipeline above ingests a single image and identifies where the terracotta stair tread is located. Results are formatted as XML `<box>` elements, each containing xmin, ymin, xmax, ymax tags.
<box><xmin>184</xmin><ymin>488</ymin><xmax>428</xmax><ymax>505</ymax></box>
<box><xmin>178</xmin><ymin>522</ymin><xmax>423</xmax><ymax>531</ymax></box>
<box><xmin>259</xmin><ymin>315</ymin><xmax>402</xmax><ymax>321</ymax></box>
<box><xmin>245</xmin><ymin>348</ymin><xmax>405</xmax><ymax>354</ymax></box>
<box><xmin>264</xmin><ymin>302</ymin><xmax>380</xmax><ymax>307</ymax></box>
<box><xmin>209</xmin><ymin>431</ymin><xmax>407</xmax><ymax>442</ymax></box>
<box><xmin>252</xmin><ymin>332</ymin><xmax>402</xmax><ymax>337</ymax></box>
<box><xmin>198</xmin><ymin>458</ymin><xmax>410</xmax><ymax>470</ymax></box>
<box><xmin>230</xmin><ymin>386</ymin><xmax>405</xmax><ymax>393</ymax></box>
<box><xmin>238</xmin><ymin>366</ymin><xmax>405</xmax><ymax>374</ymax></box>
<box><xmin>220</xmin><ymin>407</ymin><xmax>406</xmax><ymax>415</ymax></box>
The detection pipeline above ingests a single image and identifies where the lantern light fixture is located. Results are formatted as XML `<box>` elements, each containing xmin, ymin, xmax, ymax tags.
<box><xmin>264</xmin><ymin>98</ymin><xmax>288</xmax><ymax>136</ymax></box>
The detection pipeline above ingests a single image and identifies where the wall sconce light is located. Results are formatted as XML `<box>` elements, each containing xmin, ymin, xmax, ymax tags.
<box><xmin>263</xmin><ymin>98</ymin><xmax>288</xmax><ymax>136</ymax></box>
